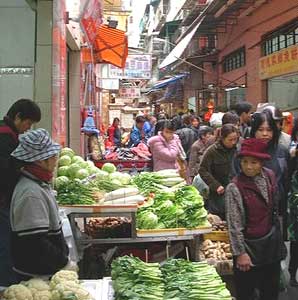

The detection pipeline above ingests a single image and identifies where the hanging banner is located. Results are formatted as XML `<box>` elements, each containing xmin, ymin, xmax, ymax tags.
<box><xmin>109</xmin><ymin>54</ymin><xmax>152</xmax><ymax>79</ymax></box>
<box><xmin>259</xmin><ymin>44</ymin><xmax>298</xmax><ymax>80</ymax></box>
<box><xmin>52</xmin><ymin>0</ymin><xmax>67</xmax><ymax>146</ymax></box>
<box><xmin>80</xmin><ymin>0</ymin><xmax>102</xmax><ymax>45</ymax></box>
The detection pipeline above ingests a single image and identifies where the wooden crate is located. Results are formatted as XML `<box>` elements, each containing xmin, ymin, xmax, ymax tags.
<box><xmin>203</xmin><ymin>230</ymin><xmax>229</xmax><ymax>242</ymax></box>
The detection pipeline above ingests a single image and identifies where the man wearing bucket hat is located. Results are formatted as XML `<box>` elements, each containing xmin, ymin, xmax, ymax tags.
<box><xmin>9</xmin><ymin>129</ymin><xmax>70</xmax><ymax>281</ymax></box>
<box><xmin>225</xmin><ymin>138</ymin><xmax>285</xmax><ymax>300</ymax></box>
<box><xmin>0</xmin><ymin>99</ymin><xmax>41</xmax><ymax>287</ymax></box>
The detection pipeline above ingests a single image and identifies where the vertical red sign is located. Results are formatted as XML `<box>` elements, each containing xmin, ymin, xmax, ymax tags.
<box><xmin>52</xmin><ymin>0</ymin><xmax>67</xmax><ymax>146</ymax></box>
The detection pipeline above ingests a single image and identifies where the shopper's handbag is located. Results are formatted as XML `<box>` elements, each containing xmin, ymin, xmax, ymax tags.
<box><xmin>176</xmin><ymin>142</ymin><xmax>187</xmax><ymax>180</ymax></box>
<box><xmin>244</xmin><ymin>215</ymin><xmax>285</xmax><ymax>266</ymax></box>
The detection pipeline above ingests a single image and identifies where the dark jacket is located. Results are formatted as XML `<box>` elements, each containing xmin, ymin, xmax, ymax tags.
<box><xmin>176</xmin><ymin>127</ymin><xmax>197</xmax><ymax>160</ymax></box>
<box><xmin>0</xmin><ymin>118</ymin><xmax>22</xmax><ymax>208</ymax></box>
<box><xmin>199</xmin><ymin>141</ymin><xmax>236</xmax><ymax>218</ymax></box>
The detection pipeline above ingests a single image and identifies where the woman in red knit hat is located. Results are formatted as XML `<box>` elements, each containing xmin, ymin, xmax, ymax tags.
<box><xmin>225</xmin><ymin>138</ymin><xmax>285</xmax><ymax>300</ymax></box>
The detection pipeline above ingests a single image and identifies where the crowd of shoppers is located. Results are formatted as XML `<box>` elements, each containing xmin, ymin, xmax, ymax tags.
<box><xmin>1</xmin><ymin>98</ymin><xmax>298</xmax><ymax>300</ymax></box>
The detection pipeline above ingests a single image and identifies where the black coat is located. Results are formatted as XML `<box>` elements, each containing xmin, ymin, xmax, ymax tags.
<box><xmin>0</xmin><ymin>118</ymin><xmax>22</xmax><ymax>208</ymax></box>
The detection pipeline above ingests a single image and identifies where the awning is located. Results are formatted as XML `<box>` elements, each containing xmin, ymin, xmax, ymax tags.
<box><xmin>159</xmin><ymin>16</ymin><xmax>205</xmax><ymax>69</ymax></box>
<box><xmin>93</xmin><ymin>25</ymin><xmax>128</xmax><ymax>68</ymax></box>
<box><xmin>150</xmin><ymin>74</ymin><xmax>188</xmax><ymax>90</ymax></box>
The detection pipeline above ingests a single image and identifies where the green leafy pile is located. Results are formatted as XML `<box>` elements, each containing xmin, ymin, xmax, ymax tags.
<box><xmin>132</xmin><ymin>172</ymin><xmax>167</xmax><ymax>195</ymax></box>
<box><xmin>111</xmin><ymin>257</ymin><xmax>232</xmax><ymax>300</ymax></box>
<box><xmin>162</xmin><ymin>259</ymin><xmax>232</xmax><ymax>300</ymax></box>
<box><xmin>111</xmin><ymin>256</ymin><xmax>164</xmax><ymax>300</ymax></box>
<box><xmin>56</xmin><ymin>180</ymin><xmax>96</xmax><ymax>205</ymax></box>
<box><xmin>137</xmin><ymin>186</ymin><xmax>208</xmax><ymax>229</ymax></box>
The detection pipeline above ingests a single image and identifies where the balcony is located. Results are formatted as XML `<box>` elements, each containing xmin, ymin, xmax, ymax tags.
<box><xmin>184</xmin><ymin>35</ymin><xmax>217</xmax><ymax>57</ymax></box>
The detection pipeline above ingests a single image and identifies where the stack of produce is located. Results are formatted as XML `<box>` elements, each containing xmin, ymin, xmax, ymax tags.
<box><xmin>103</xmin><ymin>187</ymin><xmax>144</xmax><ymax>205</ymax></box>
<box><xmin>132</xmin><ymin>169</ymin><xmax>186</xmax><ymax>196</ymax></box>
<box><xmin>110</xmin><ymin>257</ymin><xmax>232</xmax><ymax>300</ymax></box>
<box><xmin>162</xmin><ymin>259</ymin><xmax>232</xmax><ymax>300</ymax></box>
<box><xmin>207</xmin><ymin>214</ymin><xmax>228</xmax><ymax>231</ymax></box>
<box><xmin>111</xmin><ymin>256</ymin><xmax>164</xmax><ymax>300</ymax></box>
<box><xmin>55</xmin><ymin>147</ymin><xmax>100</xmax><ymax>189</ymax></box>
<box><xmin>2</xmin><ymin>270</ymin><xmax>92</xmax><ymax>300</ymax></box>
<box><xmin>55</xmin><ymin>179</ymin><xmax>102</xmax><ymax>205</ymax></box>
<box><xmin>85</xmin><ymin>217</ymin><xmax>132</xmax><ymax>238</ymax></box>
<box><xmin>137</xmin><ymin>185</ymin><xmax>209</xmax><ymax>230</ymax></box>
<box><xmin>200</xmin><ymin>239</ymin><xmax>232</xmax><ymax>261</ymax></box>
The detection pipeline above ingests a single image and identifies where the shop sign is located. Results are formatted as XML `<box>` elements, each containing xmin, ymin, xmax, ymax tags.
<box><xmin>259</xmin><ymin>44</ymin><xmax>298</xmax><ymax>80</ymax></box>
<box><xmin>108</xmin><ymin>54</ymin><xmax>152</xmax><ymax>79</ymax></box>
<box><xmin>96</xmin><ymin>78</ymin><xmax>119</xmax><ymax>90</ymax></box>
<box><xmin>52</xmin><ymin>0</ymin><xmax>67</xmax><ymax>146</ymax></box>
<box><xmin>119</xmin><ymin>87</ymin><xmax>141</xmax><ymax>98</ymax></box>
<box><xmin>80</xmin><ymin>0</ymin><xmax>102</xmax><ymax>45</ymax></box>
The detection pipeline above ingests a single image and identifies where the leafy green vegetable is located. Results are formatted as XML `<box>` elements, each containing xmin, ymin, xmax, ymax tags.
<box><xmin>56</xmin><ymin>180</ymin><xmax>96</xmax><ymax>205</ymax></box>
<box><xmin>162</xmin><ymin>259</ymin><xmax>232</xmax><ymax>300</ymax></box>
<box><xmin>111</xmin><ymin>256</ymin><xmax>164</xmax><ymax>300</ymax></box>
<box><xmin>137</xmin><ymin>186</ymin><xmax>208</xmax><ymax>229</ymax></box>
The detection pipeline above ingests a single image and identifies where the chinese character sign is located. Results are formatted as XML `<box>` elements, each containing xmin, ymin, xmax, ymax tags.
<box><xmin>109</xmin><ymin>54</ymin><xmax>152</xmax><ymax>79</ymax></box>
<box><xmin>119</xmin><ymin>87</ymin><xmax>141</xmax><ymax>98</ymax></box>
<box><xmin>259</xmin><ymin>45</ymin><xmax>298</xmax><ymax>80</ymax></box>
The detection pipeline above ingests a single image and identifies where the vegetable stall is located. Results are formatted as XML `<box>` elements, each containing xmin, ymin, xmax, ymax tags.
<box><xmin>0</xmin><ymin>147</ymin><xmax>234</xmax><ymax>299</ymax></box>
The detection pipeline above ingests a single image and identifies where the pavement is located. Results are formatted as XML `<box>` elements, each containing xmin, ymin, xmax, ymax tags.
<box><xmin>279</xmin><ymin>287</ymin><xmax>298</xmax><ymax>300</ymax></box>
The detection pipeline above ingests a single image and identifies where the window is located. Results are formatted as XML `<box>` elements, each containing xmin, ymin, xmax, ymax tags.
<box><xmin>261</xmin><ymin>21</ymin><xmax>298</xmax><ymax>56</ymax></box>
<box><xmin>223</xmin><ymin>47</ymin><xmax>246</xmax><ymax>73</ymax></box>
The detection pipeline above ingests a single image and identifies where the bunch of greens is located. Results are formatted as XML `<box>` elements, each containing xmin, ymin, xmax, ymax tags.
<box><xmin>111</xmin><ymin>256</ymin><xmax>164</xmax><ymax>300</ymax></box>
<box><xmin>132</xmin><ymin>172</ymin><xmax>167</xmax><ymax>196</ymax></box>
<box><xmin>161</xmin><ymin>259</ymin><xmax>232</xmax><ymax>300</ymax></box>
<box><xmin>137</xmin><ymin>186</ymin><xmax>208</xmax><ymax>229</ymax></box>
<box><xmin>56</xmin><ymin>179</ymin><xmax>96</xmax><ymax>205</ymax></box>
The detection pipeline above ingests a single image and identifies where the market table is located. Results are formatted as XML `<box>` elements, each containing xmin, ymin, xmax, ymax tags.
<box><xmin>63</xmin><ymin>204</ymin><xmax>212</xmax><ymax>262</ymax></box>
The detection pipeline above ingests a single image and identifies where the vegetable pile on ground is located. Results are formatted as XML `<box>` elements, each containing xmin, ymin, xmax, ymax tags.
<box><xmin>111</xmin><ymin>256</ymin><xmax>164</xmax><ymax>300</ymax></box>
<box><xmin>3</xmin><ymin>270</ymin><xmax>92</xmax><ymax>300</ymax></box>
<box><xmin>132</xmin><ymin>169</ymin><xmax>186</xmax><ymax>196</ymax></box>
<box><xmin>137</xmin><ymin>185</ymin><xmax>209</xmax><ymax>230</ymax></box>
<box><xmin>162</xmin><ymin>259</ymin><xmax>232</xmax><ymax>300</ymax></box>
<box><xmin>200</xmin><ymin>240</ymin><xmax>232</xmax><ymax>261</ymax></box>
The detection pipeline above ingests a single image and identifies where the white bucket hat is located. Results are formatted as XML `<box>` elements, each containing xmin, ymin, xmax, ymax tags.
<box><xmin>11</xmin><ymin>128</ymin><xmax>61</xmax><ymax>162</ymax></box>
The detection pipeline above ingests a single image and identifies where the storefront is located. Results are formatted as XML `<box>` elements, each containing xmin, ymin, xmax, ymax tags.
<box><xmin>259</xmin><ymin>21</ymin><xmax>298</xmax><ymax>112</ymax></box>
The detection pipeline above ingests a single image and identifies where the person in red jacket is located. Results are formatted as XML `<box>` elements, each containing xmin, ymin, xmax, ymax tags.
<box><xmin>107</xmin><ymin>118</ymin><xmax>121</xmax><ymax>147</ymax></box>
<box><xmin>0</xmin><ymin>99</ymin><xmax>41</xmax><ymax>286</ymax></box>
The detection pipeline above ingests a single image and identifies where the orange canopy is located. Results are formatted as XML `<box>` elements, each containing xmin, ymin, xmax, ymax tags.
<box><xmin>93</xmin><ymin>24</ymin><xmax>128</xmax><ymax>68</ymax></box>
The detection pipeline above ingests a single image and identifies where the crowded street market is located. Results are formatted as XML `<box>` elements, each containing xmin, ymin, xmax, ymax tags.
<box><xmin>1</xmin><ymin>0</ymin><xmax>298</xmax><ymax>299</ymax></box>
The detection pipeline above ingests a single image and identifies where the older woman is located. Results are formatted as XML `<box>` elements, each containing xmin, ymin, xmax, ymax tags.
<box><xmin>10</xmin><ymin>129</ymin><xmax>70</xmax><ymax>281</ymax></box>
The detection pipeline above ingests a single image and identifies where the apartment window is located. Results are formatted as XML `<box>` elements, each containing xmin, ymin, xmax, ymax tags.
<box><xmin>261</xmin><ymin>21</ymin><xmax>298</xmax><ymax>56</ymax></box>
<box><xmin>223</xmin><ymin>47</ymin><xmax>245</xmax><ymax>73</ymax></box>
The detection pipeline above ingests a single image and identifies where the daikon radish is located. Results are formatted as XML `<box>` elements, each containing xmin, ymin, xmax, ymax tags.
<box><xmin>105</xmin><ymin>194</ymin><xmax>145</xmax><ymax>204</ymax></box>
<box><xmin>104</xmin><ymin>187</ymin><xmax>139</xmax><ymax>201</ymax></box>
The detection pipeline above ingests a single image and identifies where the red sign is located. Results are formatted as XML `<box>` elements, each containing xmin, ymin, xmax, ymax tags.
<box><xmin>80</xmin><ymin>0</ymin><xmax>102</xmax><ymax>45</ymax></box>
<box><xmin>52</xmin><ymin>0</ymin><xmax>67</xmax><ymax>146</ymax></box>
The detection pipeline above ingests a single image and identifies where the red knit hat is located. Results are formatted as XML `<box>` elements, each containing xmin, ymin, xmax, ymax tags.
<box><xmin>238</xmin><ymin>138</ymin><xmax>271</xmax><ymax>160</ymax></box>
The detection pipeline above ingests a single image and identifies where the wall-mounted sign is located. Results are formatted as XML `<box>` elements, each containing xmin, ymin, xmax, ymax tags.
<box><xmin>109</xmin><ymin>54</ymin><xmax>152</xmax><ymax>79</ymax></box>
<box><xmin>119</xmin><ymin>87</ymin><xmax>141</xmax><ymax>98</ymax></box>
<box><xmin>259</xmin><ymin>44</ymin><xmax>298</xmax><ymax>80</ymax></box>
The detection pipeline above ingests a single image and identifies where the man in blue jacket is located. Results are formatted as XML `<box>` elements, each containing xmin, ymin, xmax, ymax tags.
<box><xmin>128</xmin><ymin>115</ymin><xmax>146</xmax><ymax>147</ymax></box>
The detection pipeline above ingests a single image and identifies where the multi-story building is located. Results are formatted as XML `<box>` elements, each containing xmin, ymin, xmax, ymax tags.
<box><xmin>146</xmin><ymin>0</ymin><xmax>298</xmax><ymax>113</ymax></box>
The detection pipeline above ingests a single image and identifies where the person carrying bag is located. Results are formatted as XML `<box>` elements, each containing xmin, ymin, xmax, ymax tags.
<box><xmin>225</xmin><ymin>138</ymin><xmax>285</xmax><ymax>300</ymax></box>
